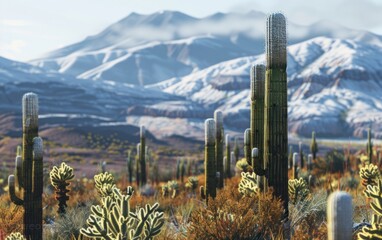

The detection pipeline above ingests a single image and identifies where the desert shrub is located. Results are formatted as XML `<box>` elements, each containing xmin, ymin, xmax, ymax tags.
<box><xmin>0</xmin><ymin>195</ymin><xmax>23</xmax><ymax>237</ymax></box>
<box><xmin>189</xmin><ymin>185</ymin><xmax>284</xmax><ymax>239</ymax></box>
<box><xmin>325</xmin><ymin>149</ymin><xmax>345</xmax><ymax>173</ymax></box>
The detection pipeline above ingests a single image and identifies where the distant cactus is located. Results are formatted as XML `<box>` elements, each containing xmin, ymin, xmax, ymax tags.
<box><xmin>233</xmin><ymin>137</ymin><xmax>239</xmax><ymax>162</ymax></box>
<box><xmin>250</xmin><ymin>64</ymin><xmax>266</xmax><ymax>167</ymax></box>
<box><xmin>366</xmin><ymin>128</ymin><xmax>373</xmax><ymax>164</ymax></box>
<box><xmin>94</xmin><ymin>172</ymin><xmax>116</xmax><ymax>198</ymax></box>
<box><xmin>310</xmin><ymin>131</ymin><xmax>318</xmax><ymax>160</ymax></box>
<box><xmin>80</xmin><ymin>186</ymin><xmax>164</xmax><ymax>239</ymax></box>
<box><xmin>359</xmin><ymin>179</ymin><xmax>382</xmax><ymax>239</ymax></box>
<box><xmin>180</xmin><ymin>159</ymin><xmax>186</xmax><ymax>183</ymax></box>
<box><xmin>201</xmin><ymin>119</ymin><xmax>217</xmax><ymax>202</ymax></box>
<box><xmin>293</xmin><ymin>153</ymin><xmax>298</xmax><ymax>180</ymax></box>
<box><xmin>101</xmin><ymin>161</ymin><xmax>106</xmax><ymax>173</ymax></box>
<box><xmin>238</xmin><ymin>172</ymin><xmax>259</xmax><ymax>197</ymax></box>
<box><xmin>167</xmin><ymin>180</ymin><xmax>179</xmax><ymax>198</ymax></box>
<box><xmin>126</xmin><ymin>150</ymin><xmax>133</xmax><ymax>184</ymax></box>
<box><xmin>288</xmin><ymin>145</ymin><xmax>293</xmax><ymax>170</ymax></box>
<box><xmin>244</xmin><ymin>128</ymin><xmax>251</xmax><ymax>166</ymax></box>
<box><xmin>215</xmin><ymin>110</ymin><xmax>224</xmax><ymax>188</ymax></box>
<box><xmin>136</xmin><ymin>143</ymin><xmax>140</xmax><ymax>186</ymax></box>
<box><xmin>5</xmin><ymin>232</ymin><xmax>26</xmax><ymax>240</ymax></box>
<box><xmin>140</xmin><ymin>125</ymin><xmax>147</xmax><ymax>185</ymax></box>
<box><xmin>299</xmin><ymin>141</ymin><xmax>304</xmax><ymax>169</ymax></box>
<box><xmin>327</xmin><ymin>191</ymin><xmax>352</xmax><ymax>240</ymax></box>
<box><xmin>360</xmin><ymin>163</ymin><xmax>380</xmax><ymax>188</ymax></box>
<box><xmin>225</xmin><ymin>134</ymin><xmax>231</xmax><ymax>179</ymax></box>
<box><xmin>288</xmin><ymin>178</ymin><xmax>309</xmax><ymax>204</ymax></box>
<box><xmin>8</xmin><ymin>93</ymin><xmax>43</xmax><ymax>240</ymax></box>
<box><xmin>50</xmin><ymin>162</ymin><xmax>75</xmax><ymax>215</ymax></box>
<box><xmin>263</xmin><ymin>12</ymin><xmax>289</xmax><ymax>220</ymax></box>
<box><xmin>185</xmin><ymin>176</ymin><xmax>199</xmax><ymax>193</ymax></box>
<box><xmin>307</xmin><ymin>154</ymin><xmax>313</xmax><ymax>171</ymax></box>
<box><xmin>176</xmin><ymin>159</ymin><xmax>181</xmax><ymax>180</ymax></box>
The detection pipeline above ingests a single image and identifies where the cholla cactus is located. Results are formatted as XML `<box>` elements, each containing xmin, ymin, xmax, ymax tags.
<box><xmin>50</xmin><ymin>162</ymin><xmax>75</xmax><ymax>215</ymax></box>
<box><xmin>94</xmin><ymin>172</ymin><xmax>116</xmax><ymax>197</ymax></box>
<box><xmin>288</xmin><ymin>178</ymin><xmax>309</xmax><ymax>204</ymax></box>
<box><xmin>185</xmin><ymin>176</ymin><xmax>199</xmax><ymax>192</ymax></box>
<box><xmin>236</xmin><ymin>158</ymin><xmax>252</xmax><ymax>173</ymax></box>
<box><xmin>358</xmin><ymin>179</ymin><xmax>382</xmax><ymax>239</ymax></box>
<box><xmin>238</xmin><ymin>172</ymin><xmax>259</xmax><ymax>197</ymax></box>
<box><xmin>360</xmin><ymin>163</ymin><xmax>380</xmax><ymax>187</ymax></box>
<box><xmin>161</xmin><ymin>184</ymin><xmax>170</xmax><ymax>197</ymax></box>
<box><xmin>327</xmin><ymin>191</ymin><xmax>352</xmax><ymax>240</ymax></box>
<box><xmin>80</xmin><ymin>186</ymin><xmax>164</xmax><ymax>240</ymax></box>
<box><xmin>5</xmin><ymin>232</ymin><xmax>26</xmax><ymax>240</ymax></box>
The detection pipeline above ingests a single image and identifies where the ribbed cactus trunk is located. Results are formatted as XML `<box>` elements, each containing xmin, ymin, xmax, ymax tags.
<box><xmin>310</xmin><ymin>131</ymin><xmax>318</xmax><ymax>160</ymax></box>
<box><xmin>136</xmin><ymin>143</ymin><xmax>140</xmax><ymax>187</ymax></box>
<box><xmin>201</xmin><ymin>119</ymin><xmax>216</xmax><ymax>203</ymax></box>
<box><xmin>233</xmin><ymin>137</ymin><xmax>239</xmax><ymax>162</ymax></box>
<box><xmin>250</xmin><ymin>64</ymin><xmax>266</xmax><ymax>186</ymax></box>
<box><xmin>327</xmin><ymin>191</ymin><xmax>352</xmax><ymax>240</ymax></box>
<box><xmin>263</xmin><ymin>13</ymin><xmax>289</xmax><ymax>220</ymax></box>
<box><xmin>243</xmin><ymin>129</ymin><xmax>251</xmax><ymax>167</ymax></box>
<box><xmin>366</xmin><ymin>128</ymin><xmax>373</xmax><ymax>164</ymax></box>
<box><xmin>8</xmin><ymin>93</ymin><xmax>43</xmax><ymax>240</ymax></box>
<box><xmin>214</xmin><ymin>110</ymin><xmax>224</xmax><ymax>188</ymax></box>
<box><xmin>225</xmin><ymin>134</ymin><xmax>231</xmax><ymax>179</ymax></box>
<box><xmin>293</xmin><ymin>153</ymin><xmax>298</xmax><ymax>179</ymax></box>
<box><xmin>299</xmin><ymin>142</ymin><xmax>304</xmax><ymax>169</ymax></box>
<box><xmin>140</xmin><ymin>126</ymin><xmax>146</xmax><ymax>185</ymax></box>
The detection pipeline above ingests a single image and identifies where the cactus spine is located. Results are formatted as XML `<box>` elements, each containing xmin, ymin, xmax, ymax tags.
<box><xmin>310</xmin><ymin>131</ymin><xmax>318</xmax><ymax>160</ymax></box>
<box><xmin>263</xmin><ymin>13</ymin><xmax>289</xmax><ymax>219</ymax></box>
<box><xmin>201</xmin><ymin>119</ymin><xmax>217</xmax><ymax>202</ymax></box>
<box><xmin>367</xmin><ymin>128</ymin><xmax>373</xmax><ymax>164</ymax></box>
<box><xmin>140</xmin><ymin>125</ymin><xmax>147</xmax><ymax>185</ymax></box>
<box><xmin>8</xmin><ymin>93</ymin><xmax>43</xmax><ymax>240</ymax></box>
<box><xmin>327</xmin><ymin>191</ymin><xmax>352</xmax><ymax>240</ymax></box>
<box><xmin>225</xmin><ymin>134</ymin><xmax>231</xmax><ymax>179</ymax></box>
<box><xmin>244</xmin><ymin>128</ymin><xmax>251</xmax><ymax>166</ymax></box>
<box><xmin>214</xmin><ymin>110</ymin><xmax>224</xmax><ymax>188</ymax></box>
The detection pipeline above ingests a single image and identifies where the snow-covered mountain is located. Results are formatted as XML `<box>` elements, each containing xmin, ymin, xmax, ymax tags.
<box><xmin>2</xmin><ymin>11</ymin><xmax>382</xmax><ymax>140</ymax></box>
<box><xmin>149</xmin><ymin>37</ymin><xmax>382</xmax><ymax>138</ymax></box>
<box><xmin>31</xmin><ymin>11</ymin><xmax>382</xmax><ymax>86</ymax></box>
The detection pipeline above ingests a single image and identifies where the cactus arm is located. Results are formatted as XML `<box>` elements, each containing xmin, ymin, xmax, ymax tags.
<box><xmin>15</xmin><ymin>156</ymin><xmax>23</xmax><ymax>189</ymax></box>
<box><xmin>251</xmin><ymin>148</ymin><xmax>267</xmax><ymax>177</ymax></box>
<box><xmin>8</xmin><ymin>175</ymin><xmax>24</xmax><ymax>205</ymax></box>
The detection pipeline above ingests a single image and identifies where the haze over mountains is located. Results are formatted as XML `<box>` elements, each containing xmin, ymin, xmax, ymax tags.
<box><xmin>1</xmin><ymin>10</ymin><xmax>382</xmax><ymax>140</ymax></box>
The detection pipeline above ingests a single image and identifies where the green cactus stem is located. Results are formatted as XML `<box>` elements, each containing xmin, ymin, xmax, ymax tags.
<box><xmin>288</xmin><ymin>145</ymin><xmax>293</xmax><ymax>170</ymax></box>
<box><xmin>50</xmin><ymin>162</ymin><xmax>75</xmax><ymax>215</ymax></box>
<box><xmin>307</xmin><ymin>154</ymin><xmax>313</xmax><ymax>171</ymax></box>
<box><xmin>140</xmin><ymin>125</ymin><xmax>147</xmax><ymax>185</ymax></box>
<box><xmin>94</xmin><ymin>172</ymin><xmax>116</xmax><ymax>198</ymax></box>
<box><xmin>215</xmin><ymin>110</ymin><xmax>224</xmax><ymax>188</ymax></box>
<box><xmin>293</xmin><ymin>153</ymin><xmax>298</xmax><ymax>179</ymax></box>
<box><xmin>176</xmin><ymin>158</ymin><xmax>181</xmax><ymax>180</ymax></box>
<box><xmin>180</xmin><ymin>159</ymin><xmax>186</xmax><ymax>183</ymax></box>
<box><xmin>367</xmin><ymin>128</ymin><xmax>373</xmax><ymax>164</ymax></box>
<box><xmin>136</xmin><ymin>143</ymin><xmax>140</xmax><ymax>187</ymax></box>
<box><xmin>127</xmin><ymin>150</ymin><xmax>133</xmax><ymax>184</ymax></box>
<box><xmin>263</xmin><ymin>13</ymin><xmax>289</xmax><ymax>220</ymax></box>
<box><xmin>8</xmin><ymin>93</ymin><xmax>43</xmax><ymax>240</ymax></box>
<box><xmin>299</xmin><ymin>141</ymin><xmax>304</xmax><ymax>169</ymax></box>
<box><xmin>225</xmin><ymin>134</ymin><xmax>231</xmax><ymax>179</ymax></box>
<box><xmin>250</xmin><ymin>64</ymin><xmax>266</xmax><ymax>172</ymax></box>
<box><xmin>244</xmin><ymin>128</ymin><xmax>251</xmax><ymax>166</ymax></box>
<box><xmin>310</xmin><ymin>131</ymin><xmax>318</xmax><ymax>160</ymax></box>
<box><xmin>251</xmin><ymin>148</ymin><xmax>265</xmax><ymax>190</ymax></box>
<box><xmin>327</xmin><ymin>191</ymin><xmax>352</xmax><ymax>240</ymax></box>
<box><xmin>233</xmin><ymin>137</ymin><xmax>239</xmax><ymax>162</ymax></box>
<box><xmin>201</xmin><ymin>118</ymin><xmax>217</xmax><ymax>203</ymax></box>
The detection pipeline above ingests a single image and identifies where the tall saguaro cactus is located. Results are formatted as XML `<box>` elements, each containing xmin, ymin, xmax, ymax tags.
<box><xmin>214</xmin><ymin>110</ymin><xmax>224</xmax><ymax>188</ymax></box>
<box><xmin>201</xmin><ymin>119</ymin><xmax>217</xmax><ymax>203</ymax></box>
<box><xmin>250</xmin><ymin>64</ymin><xmax>266</xmax><ymax>168</ymax></box>
<box><xmin>263</xmin><ymin>13</ymin><xmax>289</xmax><ymax>219</ymax></box>
<box><xmin>140</xmin><ymin>125</ymin><xmax>147</xmax><ymax>185</ymax></box>
<box><xmin>299</xmin><ymin>141</ymin><xmax>304</xmax><ymax>169</ymax></box>
<box><xmin>136</xmin><ymin>143</ymin><xmax>141</xmax><ymax>186</ymax></box>
<box><xmin>310</xmin><ymin>131</ymin><xmax>318</xmax><ymax>160</ymax></box>
<box><xmin>225</xmin><ymin>134</ymin><xmax>231</xmax><ymax>179</ymax></box>
<box><xmin>242</xmin><ymin>129</ymin><xmax>250</xmax><ymax>166</ymax></box>
<box><xmin>327</xmin><ymin>191</ymin><xmax>352</xmax><ymax>240</ymax></box>
<box><xmin>8</xmin><ymin>93</ymin><xmax>43</xmax><ymax>240</ymax></box>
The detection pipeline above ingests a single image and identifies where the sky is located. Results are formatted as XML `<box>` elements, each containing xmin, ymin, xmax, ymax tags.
<box><xmin>1</xmin><ymin>0</ymin><xmax>382</xmax><ymax>61</ymax></box>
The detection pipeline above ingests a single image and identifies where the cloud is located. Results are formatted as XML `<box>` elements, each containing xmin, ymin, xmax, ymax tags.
<box><xmin>0</xmin><ymin>19</ymin><xmax>30</xmax><ymax>27</ymax></box>
<box><xmin>0</xmin><ymin>40</ymin><xmax>27</xmax><ymax>53</ymax></box>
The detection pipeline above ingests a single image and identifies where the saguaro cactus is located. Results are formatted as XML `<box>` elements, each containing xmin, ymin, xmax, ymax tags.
<box><xmin>310</xmin><ymin>131</ymin><xmax>318</xmax><ymax>160</ymax></box>
<box><xmin>140</xmin><ymin>125</ymin><xmax>147</xmax><ymax>185</ymax></box>
<box><xmin>366</xmin><ymin>128</ymin><xmax>373</xmax><ymax>164</ymax></box>
<box><xmin>293</xmin><ymin>153</ymin><xmax>298</xmax><ymax>179</ymax></box>
<box><xmin>250</xmin><ymin>64</ymin><xmax>266</xmax><ymax>170</ymax></box>
<box><xmin>327</xmin><ymin>191</ymin><xmax>352</xmax><ymax>240</ymax></box>
<box><xmin>127</xmin><ymin>150</ymin><xmax>133</xmax><ymax>184</ymax></box>
<box><xmin>225</xmin><ymin>134</ymin><xmax>231</xmax><ymax>179</ymax></box>
<box><xmin>214</xmin><ymin>110</ymin><xmax>224</xmax><ymax>188</ymax></box>
<box><xmin>244</xmin><ymin>128</ymin><xmax>251</xmax><ymax>166</ymax></box>
<box><xmin>136</xmin><ymin>143</ymin><xmax>141</xmax><ymax>186</ymax></box>
<box><xmin>201</xmin><ymin>119</ymin><xmax>217</xmax><ymax>202</ymax></box>
<box><xmin>299</xmin><ymin>141</ymin><xmax>304</xmax><ymax>169</ymax></box>
<box><xmin>8</xmin><ymin>93</ymin><xmax>43</xmax><ymax>240</ymax></box>
<box><xmin>233</xmin><ymin>137</ymin><xmax>239</xmax><ymax>162</ymax></box>
<box><xmin>263</xmin><ymin>13</ymin><xmax>289</xmax><ymax>219</ymax></box>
